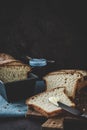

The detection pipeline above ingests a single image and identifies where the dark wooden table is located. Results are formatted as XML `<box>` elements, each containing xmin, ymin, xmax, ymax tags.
<box><xmin>0</xmin><ymin>117</ymin><xmax>45</xmax><ymax>130</ymax></box>
<box><xmin>0</xmin><ymin>115</ymin><xmax>87</xmax><ymax>130</ymax></box>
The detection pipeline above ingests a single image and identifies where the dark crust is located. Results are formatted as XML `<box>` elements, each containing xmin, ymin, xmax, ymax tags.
<box><xmin>0</xmin><ymin>59</ymin><xmax>17</xmax><ymax>65</ymax></box>
<box><xmin>28</xmin><ymin>104</ymin><xmax>62</xmax><ymax>118</ymax></box>
<box><xmin>43</xmin><ymin>71</ymin><xmax>82</xmax><ymax>78</ymax></box>
<box><xmin>45</xmin><ymin>70</ymin><xmax>77</xmax><ymax>76</ymax></box>
<box><xmin>0</xmin><ymin>60</ymin><xmax>29</xmax><ymax>66</ymax></box>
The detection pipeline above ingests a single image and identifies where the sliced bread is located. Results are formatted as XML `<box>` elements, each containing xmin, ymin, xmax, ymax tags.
<box><xmin>43</xmin><ymin>72</ymin><xmax>84</xmax><ymax>99</ymax></box>
<box><xmin>59</xmin><ymin>69</ymin><xmax>87</xmax><ymax>90</ymax></box>
<box><xmin>0</xmin><ymin>53</ymin><xmax>31</xmax><ymax>83</ymax></box>
<box><xmin>26</xmin><ymin>87</ymin><xmax>75</xmax><ymax>118</ymax></box>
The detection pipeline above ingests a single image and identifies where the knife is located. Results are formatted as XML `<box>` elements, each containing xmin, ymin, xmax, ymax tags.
<box><xmin>58</xmin><ymin>101</ymin><xmax>81</xmax><ymax>116</ymax></box>
<box><xmin>58</xmin><ymin>102</ymin><xmax>87</xmax><ymax>119</ymax></box>
<box><xmin>49</xmin><ymin>97</ymin><xmax>87</xmax><ymax>119</ymax></box>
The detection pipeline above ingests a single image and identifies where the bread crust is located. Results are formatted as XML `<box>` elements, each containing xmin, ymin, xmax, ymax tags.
<box><xmin>0</xmin><ymin>53</ymin><xmax>15</xmax><ymax>60</ymax></box>
<box><xmin>46</xmin><ymin>69</ymin><xmax>87</xmax><ymax>76</ymax></box>
<box><xmin>28</xmin><ymin>104</ymin><xmax>63</xmax><ymax>118</ymax></box>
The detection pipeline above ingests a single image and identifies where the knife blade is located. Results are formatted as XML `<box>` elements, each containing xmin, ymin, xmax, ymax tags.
<box><xmin>58</xmin><ymin>101</ymin><xmax>87</xmax><ymax>119</ymax></box>
<box><xmin>58</xmin><ymin>101</ymin><xmax>82</xmax><ymax>116</ymax></box>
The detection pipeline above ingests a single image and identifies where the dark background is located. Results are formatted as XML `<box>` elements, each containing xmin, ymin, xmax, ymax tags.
<box><xmin>0</xmin><ymin>1</ymin><xmax>87</xmax><ymax>129</ymax></box>
<box><xmin>0</xmin><ymin>1</ymin><xmax>87</xmax><ymax>70</ymax></box>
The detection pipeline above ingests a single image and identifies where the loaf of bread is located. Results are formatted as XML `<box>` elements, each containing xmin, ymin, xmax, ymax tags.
<box><xmin>26</xmin><ymin>87</ymin><xmax>75</xmax><ymax>118</ymax></box>
<box><xmin>0</xmin><ymin>53</ymin><xmax>31</xmax><ymax>83</ymax></box>
<box><xmin>43</xmin><ymin>70</ymin><xmax>87</xmax><ymax>99</ymax></box>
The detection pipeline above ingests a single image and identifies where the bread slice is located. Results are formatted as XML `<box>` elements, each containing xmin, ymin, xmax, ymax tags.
<box><xmin>0</xmin><ymin>53</ymin><xmax>31</xmax><ymax>83</ymax></box>
<box><xmin>43</xmin><ymin>69</ymin><xmax>87</xmax><ymax>98</ymax></box>
<box><xmin>58</xmin><ymin>69</ymin><xmax>87</xmax><ymax>90</ymax></box>
<box><xmin>26</xmin><ymin>87</ymin><xmax>75</xmax><ymax>118</ymax></box>
<box><xmin>43</xmin><ymin>72</ymin><xmax>84</xmax><ymax>99</ymax></box>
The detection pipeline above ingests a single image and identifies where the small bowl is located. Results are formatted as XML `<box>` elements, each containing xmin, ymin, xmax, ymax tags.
<box><xmin>4</xmin><ymin>73</ymin><xmax>38</xmax><ymax>102</ymax></box>
<box><xmin>29</xmin><ymin>58</ymin><xmax>47</xmax><ymax>67</ymax></box>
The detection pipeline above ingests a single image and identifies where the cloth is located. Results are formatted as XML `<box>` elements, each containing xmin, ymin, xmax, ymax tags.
<box><xmin>0</xmin><ymin>80</ymin><xmax>45</xmax><ymax>118</ymax></box>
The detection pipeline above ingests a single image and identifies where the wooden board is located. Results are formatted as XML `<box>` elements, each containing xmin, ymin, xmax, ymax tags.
<box><xmin>26</xmin><ymin>87</ymin><xmax>87</xmax><ymax>129</ymax></box>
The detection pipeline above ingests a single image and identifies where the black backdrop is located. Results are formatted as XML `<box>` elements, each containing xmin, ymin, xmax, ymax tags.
<box><xmin>0</xmin><ymin>1</ymin><xmax>87</xmax><ymax>70</ymax></box>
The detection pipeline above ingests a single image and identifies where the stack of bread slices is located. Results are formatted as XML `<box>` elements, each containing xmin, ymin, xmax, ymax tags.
<box><xmin>26</xmin><ymin>69</ymin><xmax>87</xmax><ymax>118</ymax></box>
<box><xmin>0</xmin><ymin>53</ymin><xmax>31</xmax><ymax>83</ymax></box>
